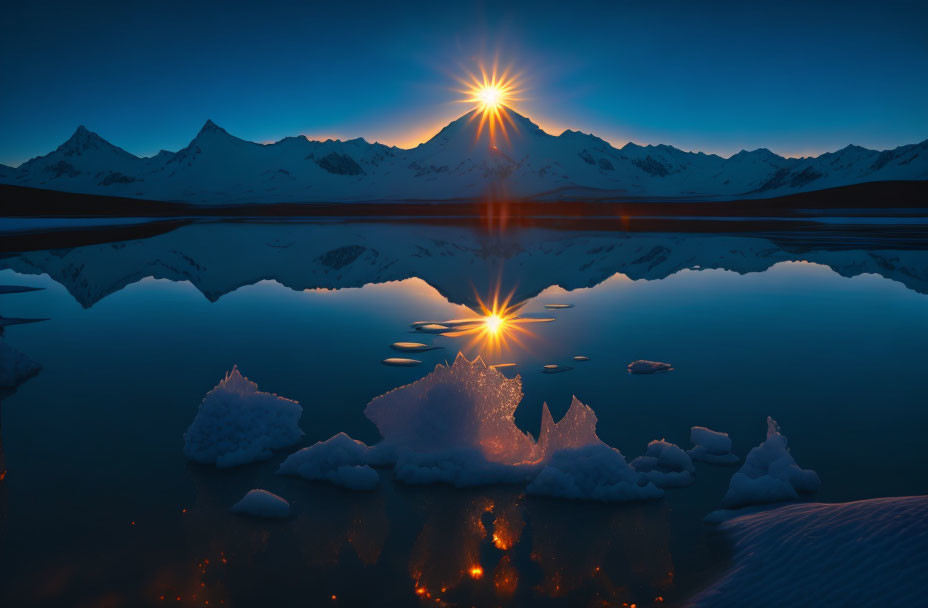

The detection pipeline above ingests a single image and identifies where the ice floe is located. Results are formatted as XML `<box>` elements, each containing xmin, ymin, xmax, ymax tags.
<box><xmin>0</xmin><ymin>340</ymin><xmax>41</xmax><ymax>389</ymax></box>
<box><xmin>414</xmin><ymin>324</ymin><xmax>450</xmax><ymax>333</ymax></box>
<box><xmin>183</xmin><ymin>366</ymin><xmax>303</xmax><ymax>468</ymax></box>
<box><xmin>627</xmin><ymin>360</ymin><xmax>673</xmax><ymax>374</ymax></box>
<box><xmin>278</xmin><ymin>432</ymin><xmax>379</xmax><ymax>490</ymax></box>
<box><xmin>716</xmin><ymin>417</ymin><xmax>820</xmax><ymax>511</ymax></box>
<box><xmin>688</xmin><ymin>426</ymin><xmax>739</xmax><ymax>465</ymax></box>
<box><xmin>631</xmin><ymin>439</ymin><xmax>696</xmax><ymax>488</ymax></box>
<box><xmin>689</xmin><ymin>496</ymin><xmax>928</xmax><ymax>607</ymax></box>
<box><xmin>381</xmin><ymin>357</ymin><xmax>421</xmax><ymax>367</ymax></box>
<box><xmin>230</xmin><ymin>489</ymin><xmax>290</xmax><ymax>519</ymax></box>
<box><xmin>572</xmin><ymin>355</ymin><xmax>590</xmax><ymax>361</ymax></box>
<box><xmin>544</xmin><ymin>304</ymin><xmax>573</xmax><ymax>309</ymax></box>
<box><xmin>390</xmin><ymin>342</ymin><xmax>442</xmax><ymax>352</ymax></box>
<box><xmin>542</xmin><ymin>364</ymin><xmax>573</xmax><ymax>374</ymax></box>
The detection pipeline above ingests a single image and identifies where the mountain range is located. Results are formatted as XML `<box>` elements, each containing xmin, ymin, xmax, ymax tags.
<box><xmin>1</xmin><ymin>109</ymin><xmax>926</xmax><ymax>204</ymax></box>
<box><xmin>3</xmin><ymin>223</ymin><xmax>926</xmax><ymax>306</ymax></box>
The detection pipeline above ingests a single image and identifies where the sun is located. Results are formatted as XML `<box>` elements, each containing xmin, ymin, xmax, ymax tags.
<box><xmin>456</xmin><ymin>63</ymin><xmax>524</xmax><ymax>144</ymax></box>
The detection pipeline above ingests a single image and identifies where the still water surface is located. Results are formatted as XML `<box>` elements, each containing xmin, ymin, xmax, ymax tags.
<box><xmin>0</xmin><ymin>221</ymin><xmax>926</xmax><ymax>606</ymax></box>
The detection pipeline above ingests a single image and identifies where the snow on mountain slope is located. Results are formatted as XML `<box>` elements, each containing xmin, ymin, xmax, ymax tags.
<box><xmin>2</xmin><ymin>223</ymin><xmax>926</xmax><ymax>308</ymax></box>
<box><xmin>1</xmin><ymin>110</ymin><xmax>926</xmax><ymax>203</ymax></box>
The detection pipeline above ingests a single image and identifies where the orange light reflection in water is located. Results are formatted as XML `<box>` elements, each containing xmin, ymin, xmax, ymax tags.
<box><xmin>438</xmin><ymin>280</ymin><xmax>553</xmax><ymax>360</ymax></box>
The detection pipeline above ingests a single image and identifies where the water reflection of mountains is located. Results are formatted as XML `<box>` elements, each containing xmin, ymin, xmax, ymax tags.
<box><xmin>3</xmin><ymin>222</ymin><xmax>927</xmax><ymax>307</ymax></box>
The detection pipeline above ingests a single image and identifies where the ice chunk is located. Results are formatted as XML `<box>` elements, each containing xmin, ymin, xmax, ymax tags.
<box><xmin>689</xmin><ymin>426</ymin><xmax>739</xmax><ymax>465</ymax></box>
<box><xmin>0</xmin><ymin>340</ymin><xmax>41</xmax><ymax>389</ymax></box>
<box><xmin>689</xmin><ymin>496</ymin><xmax>928</xmax><ymax>607</ymax></box>
<box><xmin>526</xmin><ymin>444</ymin><xmax>663</xmax><ymax>502</ymax></box>
<box><xmin>544</xmin><ymin>304</ymin><xmax>573</xmax><ymax>309</ymax></box>
<box><xmin>572</xmin><ymin>355</ymin><xmax>590</xmax><ymax>361</ymax></box>
<box><xmin>390</xmin><ymin>342</ymin><xmax>442</xmax><ymax>352</ymax></box>
<box><xmin>542</xmin><ymin>364</ymin><xmax>573</xmax><ymax>374</ymax></box>
<box><xmin>414</xmin><ymin>324</ymin><xmax>450</xmax><ymax>333</ymax></box>
<box><xmin>364</xmin><ymin>353</ymin><xmax>538</xmax><ymax>465</ymax></box>
<box><xmin>381</xmin><ymin>358</ymin><xmax>421</xmax><ymax>367</ymax></box>
<box><xmin>537</xmin><ymin>398</ymin><xmax>603</xmax><ymax>459</ymax></box>
<box><xmin>631</xmin><ymin>439</ymin><xmax>696</xmax><ymax>488</ymax></box>
<box><xmin>627</xmin><ymin>360</ymin><xmax>673</xmax><ymax>374</ymax></box>
<box><xmin>183</xmin><ymin>366</ymin><xmax>303</xmax><ymax>468</ymax></box>
<box><xmin>278</xmin><ymin>432</ymin><xmax>379</xmax><ymax>490</ymax></box>
<box><xmin>718</xmin><ymin>417</ymin><xmax>820</xmax><ymax>510</ymax></box>
<box><xmin>230</xmin><ymin>489</ymin><xmax>290</xmax><ymax>519</ymax></box>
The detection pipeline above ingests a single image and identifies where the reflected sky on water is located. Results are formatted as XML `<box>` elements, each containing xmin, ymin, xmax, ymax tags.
<box><xmin>0</xmin><ymin>221</ymin><xmax>926</xmax><ymax>606</ymax></box>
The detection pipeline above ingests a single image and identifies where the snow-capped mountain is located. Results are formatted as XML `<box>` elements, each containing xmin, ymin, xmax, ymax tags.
<box><xmin>2</xmin><ymin>109</ymin><xmax>926</xmax><ymax>203</ymax></box>
<box><xmin>3</xmin><ymin>223</ymin><xmax>927</xmax><ymax>307</ymax></box>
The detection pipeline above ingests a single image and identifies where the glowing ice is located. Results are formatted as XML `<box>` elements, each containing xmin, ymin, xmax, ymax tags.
<box><xmin>631</xmin><ymin>439</ymin><xmax>696</xmax><ymax>488</ymax></box>
<box><xmin>382</xmin><ymin>358</ymin><xmax>421</xmax><ymax>367</ymax></box>
<box><xmin>718</xmin><ymin>417</ymin><xmax>820</xmax><ymax>510</ymax></box>
<box><xmin>231</xmin><ymin>489</ymin><xmax>290</xmax><ymax>519</ymax></box>
<box><xmin>390</xmin><ymin>342</ymin><xmax>442</xmax><ymax>352</ymax></box>
<box><xmin>183</xmin><ymin>366</ymin><xmax>303</xmax><ymax>468</ymax></box>
<box><xmin>364</xmin><ymin>353</ymin><xmax>537</xmax><ymax>465</ymax></box>
<box><xmin>278</xmin><ymin>432</ymin><xmax>379</xmax><ymax>490</ymax></box>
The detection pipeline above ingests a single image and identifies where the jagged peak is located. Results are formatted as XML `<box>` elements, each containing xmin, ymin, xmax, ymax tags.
<box><xmin>197</xmin><ymin>119</ymin><xmax>229</xmax><ymax>137</ymax></box>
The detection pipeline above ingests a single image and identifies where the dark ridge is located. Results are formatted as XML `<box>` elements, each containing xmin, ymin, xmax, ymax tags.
<box><xmin>0</xmin><ymin>180</ymin><xmax>926</xmax><ymax>220</ymax></box>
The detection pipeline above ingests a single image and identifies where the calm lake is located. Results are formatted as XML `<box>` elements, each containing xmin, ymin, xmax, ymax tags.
<box><xmin>1</xmin><ymin>220</ymin><xmax>926</xmax><ymax>607</ymax></box>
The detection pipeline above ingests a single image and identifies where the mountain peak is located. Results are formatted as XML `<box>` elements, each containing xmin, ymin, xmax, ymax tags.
<box><xmin>197</xmin><ymin>119</ymin><xmax>229</xmax><ymax>137</ymax></box>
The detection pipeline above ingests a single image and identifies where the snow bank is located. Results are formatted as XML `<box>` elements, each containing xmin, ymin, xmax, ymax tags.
<box><xmin>278</xmin><ymin>432</ymin><xmax>379</xmax><ymax>490</ymax></box>
<box><xmin>718</xmin><ymin>417</ymin><xmax>820</xmax><ymax>510</ymax></box>
<box><xmin>631</xmin><ymin>439</ymin><xmax>696</xmax><ymax>488</ymax></box>
<box><xmin>527</xmin><ymin>444</ymin><xmax>663</xmax><ymax>502</ymax></box>
<box><xmin>230</xmin><ymin>489</ymin><xmax>290</xmax><ymax>519</ymax></box>
<box><xmin>688</xmin><ymin>426</ymin><xmax>739</xmax><ymax>465</ymax></box>
<box><xmin>627</xmin><ymin>360</ymin><xmax>673</xmax><ymax>374</ymax></box>
<box><xmin>183</xmin><ymin>366</ymin><xmax>303</xmax><ymax>468</ymax></box>
<box><xmin>0</xmin><ymin>340</ymin><xmax>41</xmax><ymax>389</ymax></box>
<box><xmin>688</xmin><ymin>496</ymin><xmax>928</xmax><ymax>607</ymax></box>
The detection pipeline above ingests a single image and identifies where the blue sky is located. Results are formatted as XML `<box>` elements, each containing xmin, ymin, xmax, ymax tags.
<box><xmin>1</xmin><ymin>0</ymin><xmax>926</xmax><ymax>166</ymax></box>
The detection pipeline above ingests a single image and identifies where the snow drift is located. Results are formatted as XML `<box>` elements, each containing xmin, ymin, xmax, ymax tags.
<box><xmin>688</xmin><ymin>496</ymin><xmax>928</xmax><ymax>607</ymax></box>
<box><xmin>230</xmin><ymin>489</ymin><xmax>290</xmax><ymax>519</ymax></box>
<box><xmin>717</xmin><ymin>417</ymin><xmax>820</xmax><ymax>510</ymax></box>
<box><xmin>183</xmin><ymin>366</ymin><xmax>303</xmax><ymax>468</ymax></box>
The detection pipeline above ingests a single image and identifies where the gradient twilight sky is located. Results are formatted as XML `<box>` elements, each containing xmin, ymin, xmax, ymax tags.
<box><xmin>2</xmin><ymin>0</ymin><xmax>927</xmax><ymax>166</ymax></box>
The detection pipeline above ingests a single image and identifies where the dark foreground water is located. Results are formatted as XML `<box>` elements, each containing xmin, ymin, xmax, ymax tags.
<box><xmin>0</xmin><ymin>221</ymin><xmax>926</xmax><ymax>607</ymax></box>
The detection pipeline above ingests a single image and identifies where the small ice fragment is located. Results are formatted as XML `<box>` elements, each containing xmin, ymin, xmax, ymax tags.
<box><xmin>414</xmin><ymin>324</ymin><xmax>450</xmax><ymax>333</ymax></box>
<box><xmin>542</xmin><ymin>364</ymin><xmax>574</xmax><ymax>374</ymax></box>
<box><xmin>573</xmin><ymin>356</ymin><xmax>590</xmax><ymax>361</ymax></box>
<box><xmin>489</xmin><ymin>363</ymin><xmax>516</xmax><ymax>369</ymax></box>
<box><xmin>718</xmin><ymin>417</ymin><xmax>821</xmax><ymax>510</ymax></box>
<box><xmin>689</xmin><ymin>426</ymin><xmax>739</xmax><ymax>465</ymax></box>
<box><xmin>382</xmin><ymin>358</ymin><xmax>421</xmax><ymax>367</ymax></box>
<box><xmin>631</xmin><ymin>439</ymin><xmax>696</xmax><ymax>488</ymax></box>
<box><xmin>544</xmin><ymin>304</ymin><xmax>573</xmax><ymax>309</ymax></box>
<box><xmin>390</xmin><ymin>342</ymin><xmax>442</xmax><ymax>352</ymax></box>
<box><xmin>279</xmin><ymin>433</ymin><xmax>379</xmax><ymax>490</ymax></box>
<box><xmin>627</xmin><ymin>360</ymin><xmax>673</xmax><ymax>374</ymax></box>
<box><xmin>230</xmin><ymin>489</ymin><xmax>290</xmax><ymax>519</ymax></box>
